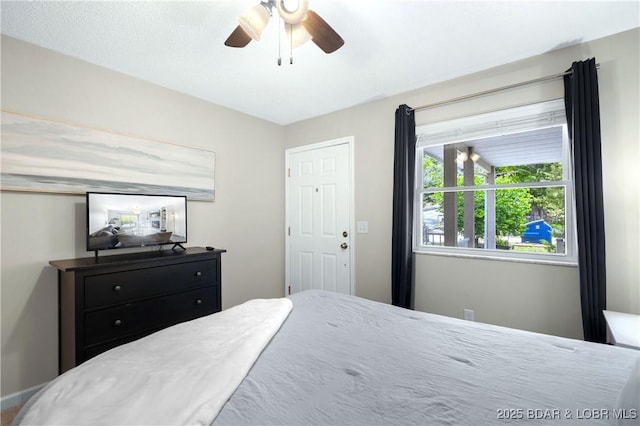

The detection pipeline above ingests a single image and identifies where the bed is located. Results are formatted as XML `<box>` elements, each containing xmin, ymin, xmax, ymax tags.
<box><xmin>15</xmin><ymin>290</ymin><xmax>640</xmax><ymax>425</ymax></box>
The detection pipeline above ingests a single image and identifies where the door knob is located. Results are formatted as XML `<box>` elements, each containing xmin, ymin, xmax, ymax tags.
<box><xmin>340</xmin><ymin>242</ymin><xmax>348</xmax><ymax>250</ymax></box>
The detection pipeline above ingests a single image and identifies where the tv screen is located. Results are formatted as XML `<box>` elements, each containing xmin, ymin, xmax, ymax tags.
<box><xmin>87</xmin><ymin>192</ymin><xmax>187</xmax><ymax>251</ymax></box>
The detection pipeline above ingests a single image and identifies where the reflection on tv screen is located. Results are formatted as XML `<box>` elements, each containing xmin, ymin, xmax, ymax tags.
<box><xmin>87</xmin><ymin>193</ymin><xmax>187</xmax><ymax>251</ymax></box>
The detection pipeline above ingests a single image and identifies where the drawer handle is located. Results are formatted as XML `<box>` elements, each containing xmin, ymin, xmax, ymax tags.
<box><xmin>113</xmin><ymin>285</ymin><xmax>122</xmax><ymax>292</ymax></box>
<box><xmin>195</xmin><ymin>271</ymin><xmax>202</xmax><ymax>277</ymax></box>
<box><xmin>114</xmin><ymin>319</ymin><xmax>122</xmax><ymax>326</ymax></box>
<box><xmin>195</xmin><ymin>299</ymin><xmax>203</xmax><ymax>305</ymax></box>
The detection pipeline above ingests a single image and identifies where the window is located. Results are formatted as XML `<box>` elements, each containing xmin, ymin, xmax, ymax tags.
<box><xmin>414</xmin><ymin>99</ymin><xmax>576</xmax><ymax>263</ymax></box>
<box><xmin>119</xmin><ymin>214</ymin><xmax>138</xmax><ymax>230</ymax></box>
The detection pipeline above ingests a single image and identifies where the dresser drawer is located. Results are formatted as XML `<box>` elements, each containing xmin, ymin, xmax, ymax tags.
<box><xmin>84</xmin><ymin>259</ymin><xmax>217</xmax><ymax>309</ymax></box>
<box><xmin>84</xmin><ymin>286</ymin><xmax>219</xmax><ymax>346</ymax></box>
<box><xmin>84</xmin><ymin>334</ymin><xmax>145</xmax><ymax>361</ymax></box>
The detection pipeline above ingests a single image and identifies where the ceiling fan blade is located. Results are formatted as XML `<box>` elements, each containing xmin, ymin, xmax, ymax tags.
<box><xmin>302</xmin><ymin>10</ymin><xmax>344</xmax><ymax>54</ymax></box>
<box><xmin>224</xmin><ymin>25</ymin><xmax>252</xmax><ymax>48</ymax></box>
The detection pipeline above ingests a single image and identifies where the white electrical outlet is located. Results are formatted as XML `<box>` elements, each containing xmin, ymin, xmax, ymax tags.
<box><xmin>464</xmin><ymin>309</ymin><xmax>475</xmax><ymax>321</ymax></box>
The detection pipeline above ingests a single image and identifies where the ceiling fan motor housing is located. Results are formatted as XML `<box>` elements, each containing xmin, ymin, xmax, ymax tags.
<box><xmin>277</xmin><ymin>0</ymin><xmax>309</xmax><ymax>24</ymax></box>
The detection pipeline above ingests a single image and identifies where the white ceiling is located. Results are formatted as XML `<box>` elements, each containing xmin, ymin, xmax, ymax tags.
<box><xmin>1</xmin><ymin>1</ymin><xmax>638</xmax><ymax>125</ymax></box>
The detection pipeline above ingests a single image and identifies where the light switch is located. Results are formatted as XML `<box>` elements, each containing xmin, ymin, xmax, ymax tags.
<box><xmin>357</xmin><ymin>221</ymin><xmax>369</xmax><ymax>234</ymax></box>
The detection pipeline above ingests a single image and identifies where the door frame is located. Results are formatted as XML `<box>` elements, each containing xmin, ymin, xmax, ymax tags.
<box><xmin>285</xmin><ymin>136</ymin><xmax>355</xmax><ymax>296</ymax></box>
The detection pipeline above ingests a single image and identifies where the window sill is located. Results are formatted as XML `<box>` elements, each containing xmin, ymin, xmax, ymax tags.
<box><xmin>413</xmin><ymin>247</ymin><xmax>578</xmax><ymax>267</ymax></box>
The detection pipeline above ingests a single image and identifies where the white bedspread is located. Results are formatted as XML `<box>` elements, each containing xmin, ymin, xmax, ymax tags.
<box><xmin>215</xmin><ymin>291</ymin><xmax>640</xmax><ymax>425</ymax></box>
<box><xmin>18</xmin><ymin>297</ymin><xmax>293</xmax><ymax>426</ymax></box>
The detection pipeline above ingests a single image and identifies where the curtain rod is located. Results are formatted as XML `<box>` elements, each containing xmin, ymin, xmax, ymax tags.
<box><xmin>412</xmin><ymin>63</ymin><xmax>600</xmax><ymax>112</ymax></box>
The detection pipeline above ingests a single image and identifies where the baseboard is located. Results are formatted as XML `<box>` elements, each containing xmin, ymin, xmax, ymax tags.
<box><xmin>0</xmin><ymin>383</ymin><xmax>47</xmax><ymax>411</ymax></box>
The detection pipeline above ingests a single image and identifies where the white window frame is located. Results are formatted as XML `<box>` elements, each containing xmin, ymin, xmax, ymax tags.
<box><xmin>413</xmin><ymin>99</ymin><xmax>577</xmax><ymax>266</ymax></box>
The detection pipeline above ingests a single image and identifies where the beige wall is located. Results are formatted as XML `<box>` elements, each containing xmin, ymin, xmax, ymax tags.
<box><xmin>1</xmin><ymin>28</ymin><xmax>638</xmax><ymax>400</ymax></box>
<box><xmin>1</xmin><ymin>36</ymin><xmax>286</xmax><ymax>397</ymax></box>
<box><xmin>284</xmin><ymin>28</ymin><xmax>639</xmax><ymax>340</ymax></box>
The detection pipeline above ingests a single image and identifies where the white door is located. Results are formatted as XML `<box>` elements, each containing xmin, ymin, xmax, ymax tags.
<box><xmin>286</xmin><ymin>138</ymin><xmax>353</xmax><ymax>296</ymax></box>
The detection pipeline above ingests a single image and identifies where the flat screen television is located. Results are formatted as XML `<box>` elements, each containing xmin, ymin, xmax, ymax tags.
<box><xmin>87</xmin><ymin>192</ymin><xmax>187</xmax><ymax>252</ymax></box>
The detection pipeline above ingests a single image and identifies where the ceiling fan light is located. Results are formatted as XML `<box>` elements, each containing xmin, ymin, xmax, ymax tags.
<box><xmin>285</xmin><ymin>22</ymin><xmax>311</xmax><ymax>48</ymax></box>
<box><xmin>239</xmin><ymin>4</ymin><xmax>271</xmax><ymax>41</ymax></box>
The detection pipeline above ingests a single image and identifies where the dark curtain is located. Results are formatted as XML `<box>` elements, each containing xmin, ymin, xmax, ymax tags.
<box><xmin>392</xmin><ymin>105</ymin><xmax>416</xmax><ymax>309</ymax></box>
<box><xmin>563</xmin><ymin>58</ymin><xmax>607</xmax><ymax>343</ymax></box>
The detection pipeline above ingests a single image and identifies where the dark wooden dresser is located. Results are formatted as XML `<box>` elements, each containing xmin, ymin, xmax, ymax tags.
<box><xmin>50</xmin><ymin>247</ymin><xmax>226</xmax><ymax>373</ymax></box>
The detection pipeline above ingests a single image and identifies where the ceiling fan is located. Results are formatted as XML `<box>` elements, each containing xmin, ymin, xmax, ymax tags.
<box><xmin>224</xmin><ymin>0</ymin><xmax>344</xmax><ymax>60</ymax></box>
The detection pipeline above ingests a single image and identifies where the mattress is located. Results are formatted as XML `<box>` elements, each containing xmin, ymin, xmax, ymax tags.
<box><xmin>214</xmin><ymin>290</ymin><xmax>639</xmax><ymax>425</ymax></box>
<box><xmin>15</xmin><ymin>290</ymin><xmax>639</xmax><ymax>425</ymax></box>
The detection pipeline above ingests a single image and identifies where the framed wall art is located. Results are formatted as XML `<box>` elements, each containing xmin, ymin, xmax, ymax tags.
<box><xmin>0</xmin><ymin>111</ymin><xmax>215</xmax><ymax>201</ymax></box>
